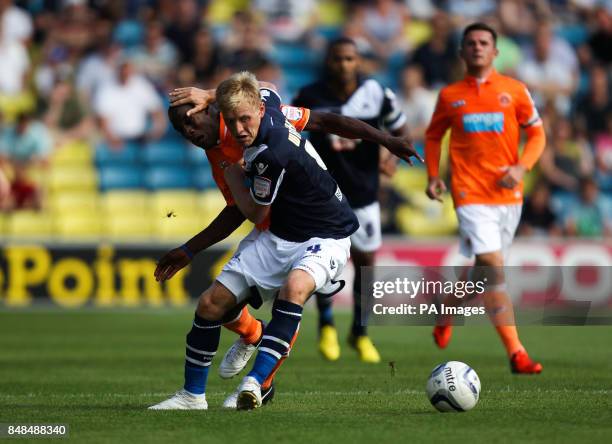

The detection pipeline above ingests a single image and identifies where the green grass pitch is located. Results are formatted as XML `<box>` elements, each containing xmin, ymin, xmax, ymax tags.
<box><xmin>1</xmin><ymin>308</ymin><xmax>611</xmax><ymax>443</ymax></box>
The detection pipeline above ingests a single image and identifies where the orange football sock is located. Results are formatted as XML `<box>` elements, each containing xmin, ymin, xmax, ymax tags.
<box><xmin>495</xmin><ymin>325</ymin><xmax>525</xmax><ymax>357</ymax></box>
<box><xmin>224</xmin><ymin>307</ymin><xmax>262</xmax><ymax>345</ymax></box>
<box><xmin>261</xmin><ymin>324</ymin><xmax>300</xmax><ymax>390</ymax></box>
<box><xmin>483</xmin><ymin>290</ymin><xmax>525</xmax><ymax>357</ymax></box>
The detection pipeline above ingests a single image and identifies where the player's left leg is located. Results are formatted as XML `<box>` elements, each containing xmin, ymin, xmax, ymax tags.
<box><xmin>236</xmin><ymin>236</ymin><xmax>351</xmax><ymax>410</ymax></box>
<box><xmin>236</xmin><ymin>269</ymin><xmax>314</xmax><ymax>410</ymax></box>
<box><xmin>347</xmin><ymin>202</ymin><xmax>383</xmax><ymax>363</ymax></box>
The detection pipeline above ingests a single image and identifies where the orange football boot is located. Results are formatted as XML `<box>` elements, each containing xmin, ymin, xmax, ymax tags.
<box><xmin>433</xmin><ymin>325</ymin><xmax>453</xmax><ymax>349</ymax></box>
<box><xmin>510</xmin><ymin>350</ymin><xmax>543</xmax><ymax>374</ymax></box>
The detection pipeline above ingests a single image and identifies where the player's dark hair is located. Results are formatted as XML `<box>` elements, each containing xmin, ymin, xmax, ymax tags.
<box><xmin>325</xmin><ymin>37</ymin><xmax>357</xmax><ymax>59</ymax></box>
<box><xmin>461</xmin><ymin>22</ymin><xmax>498</xmax><ymax>47</ymax></box>
<box><xmin>167</xmin><ymin>104</ymin><xmax>190</xmax><ymax>135</ymax></box>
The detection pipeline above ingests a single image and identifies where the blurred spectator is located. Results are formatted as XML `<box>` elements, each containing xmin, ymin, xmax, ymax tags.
<box><xmin>574</xmin><ymin>64</ymin><xmax>612</xmax><ymax>138</ymax></box>
<box><xmin>349</xmin><ymin>0</ymin><xmax>410</xmax><ymax>61</ymax></box>
<box><xmin>164</xmin><ymin>0</ymin><xmax>202</xmax><ymax>63</ymax></box>
<box><xmin>403</xmin><ymin>0</ymin><xmax>436</xmax><ymax>20</ymax></box>
<box><xmin>131</xmin><ymin>20</ymin><xmax>178</xmax><ymax>90</ymax></box>
<box><xmin>0</xmin><ymin>29</ymin><xmax>30</xmax><ymax>97</ymax></box>
<box><xmin>94</xmin><ymin>60</ymin><xmax>165</xmax><ymax>149</ymax></box>
<box><xmin>252</xmin><ymin>0</ymin><xmax>319</xmax><ymax>44</ymax></box>
<box><xmin>0</xmin><ymin>0</ymin><xmax>33</xmax><ymax>44</ymax></box>
<box><xmin>43</xmin><ymin>77</ymin><xmax>93</xmax><ymax>146</ymax></box>
<box><xmin>445</xmin><ymin>0</ymin><xmax>497</xmax><ymax>26</ymax></box>
<box><xmin>53</xmin><ymin>0</ymin><xmax>96</xmax><ymax>56</ymax></box>
<box><xmin>498</xmin><ymin>0</ymin><xmax>552</xmax><ymax>42</ymax></box>
<box><xmin>0</xmin><ymin>112</ymin><xmax>52</xmax><ymax>210</ymax></box>
<box><xmin>486</xmin><ymin>17</ymin><xmax>522</xmax><ymax>75</ymax></box>
<box><xmin>539</xmin><ymin>117</ymin><xmax>594</xmax><ymax>192</ymax></box>
<box><xmin>587</xmin><ymin>7</ymin><xmax>612</xmax><ymax>65</ymax></box>
<box><xmin>593</xmin><ymin>113</ymin><xmax>612</xmax><ymax>191</ymax></box>
<box><xmin>76</xmin><ymin>40</ymin><xmax>122</xmax><ymax>100</ymax></box>
<box><xmin>409</xmin><ymin>11</ymin><xmax>458</xmax><ymax>89</ymax></box>
<box><xmin>0</xmin><ymin>161</ymin><xmax>10</xmax><ymax>210</ymax></box>
<box><xmin>397</xmin><ymin>65</ymin><xmax>436</xmax><ymax>143</ymax></box>
<box><xmin>563</xmin><ymin>177</ymin><xmax>612</xmax><ymax>237</ymax></box>
<box><xmin>518</xmin><ymin>181</ymin><xmax>561</xmax><ymax>236</ymax></box>
<box><xmin>222</xmin><ymin>11</ymin><xmax>271</xmax><ymax>71</ymax></box>
<box><xmin>518</xmin><ymin>22</ymin><xmax>578</xmax><ymax>115</ymax></box>
<box><xmin>190</xmin><ymin>27</ymin><xmax>222</xmax><ymax>86</ymax></box>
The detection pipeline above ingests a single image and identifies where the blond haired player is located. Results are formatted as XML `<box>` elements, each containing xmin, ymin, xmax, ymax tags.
<box><xmin>425</xmin><ymin>23</ymin><xmax>546</xmax><ymax>374</ymax></box>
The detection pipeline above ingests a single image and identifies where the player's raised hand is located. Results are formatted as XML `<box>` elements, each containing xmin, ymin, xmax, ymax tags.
<box><xmin>169</xmin><ymin>87</ymin><xmax>216</xmax><ymax>116</ymax></box>
<box><xmin>154</xmin><ymin>247</ymin><xmax>191</xmax><ymax>282</ymax></box>
<box><xmin>383</xmin><ymin>135</ymin><xmax>423</xmax><ymax>166</ymax></box>
<box><xmin>426</xmin><ymin>177</ymin><xmax>447</xmax><ymax>202</ymax></box>
<box><xmin>497</xmin><ymin>165</ymin><xmax>526</xmax><ymax>189</ymax></box>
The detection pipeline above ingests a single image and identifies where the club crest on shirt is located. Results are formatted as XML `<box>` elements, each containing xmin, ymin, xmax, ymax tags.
<box><xmin>256</xmin><ymin>162</ymin><xmax>268</xmax><ymax>175</ymax></box>
<box><xmin>498</xmin><ymin>92</ymin><xmax>512</xmax><ymax>107</ymax></box>
<box><xmin>253</xmin><ymin>176</ymin><xmax>271</xmax><ymax>198</ymax></box>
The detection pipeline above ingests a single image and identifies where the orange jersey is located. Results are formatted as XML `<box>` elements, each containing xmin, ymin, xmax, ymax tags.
<box><xmin>204</xmin><ymin>103</ymin><xmax>311</xmax><ymax>230</ymax></box>
<box><xmin>425</xmin><ymin>70</ymin><xmax>545</xmax><ymax>207</ymax></box>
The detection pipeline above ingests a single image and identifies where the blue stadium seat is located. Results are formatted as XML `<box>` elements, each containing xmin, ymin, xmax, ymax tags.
<box><xmin>95</xmin><ymin>141</ymin><xmax>140</xmax><ymax>166</ymax></box>
<box><xmin>113</xmin><ymin>20</ymin><xmax>144</xmax><ymax>48</ymax></box>
<box><xmin>145</xmin><ymin>166</ymin><xmax>193</xmax><ymax>190</ymax></box>
<box><xmin>269</xmin><ymin>43</ymin><xmax>320</xmax><ymax>68</ymax></box>
<box><xmin>555</xmin><ymin>24</ymin><xmax>588</xmax><ymax>47</ymax></box>
<box><xmin>99</xmin><ymin>165</ymin><xmax>144</xmax><ymax>191</ymax></box>
<box><xmin>141</xmin><ymin>140</ymin><xmax>188</xmax><ymax>165</ymax></box>
<box><xmin>186</xmin><ymin>145</ymin><xmax>208</xmax><ymax>166</ymax></box>
<box><xmin>192</xmin><ymin>166</ymin><xmax>217</xmax><ymax>190</ymax></box>
<box><xmin>316</xmin><ymin>26</ymin><xmax>342</xmax><ymax>41</ymax></box>
<box><xmin>283</xmin><ymin>67</ymin><xmax>319</xmax><ymax>96</ymax></box>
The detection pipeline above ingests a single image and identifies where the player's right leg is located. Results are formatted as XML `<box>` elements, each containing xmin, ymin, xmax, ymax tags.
<box><xmin>218</xmin><ymin>228</ymin><xmax>265</xmax><ymax>377</ymax></box>
<box><xmin>475</xmin><ymin>251</ymin><xmax>542</xmax><ymax>374</ymax></box>
<box><xmin>148</xmin><ymin>281</ymin><xmax>239</xmax><ymax>410</ymax></box>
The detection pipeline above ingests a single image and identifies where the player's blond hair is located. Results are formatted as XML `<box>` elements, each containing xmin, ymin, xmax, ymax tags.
<box><xmin>216</xmin><ymin>71</ymin><xmax>261</xmax><ymax>116</ymax></box>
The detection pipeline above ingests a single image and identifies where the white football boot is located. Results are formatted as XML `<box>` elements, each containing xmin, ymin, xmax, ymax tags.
<box><xmin>236</xmin><ymin>376</ymin><xmax>262</xmax><ymax>410</ymax></box>
<box><xmin>218</xmin><ymin>323</ymin><xmax>263</xmax><ymax>379</ymax></box>
<box><xmin>223</xmin><ymin>381</ymin><xmax>275</xmax><ymax>409</ymax></box>
<box><xmin>148</xmin><ymin>389</ymin><xmax>208</xmax><ymax>410</ymax></box>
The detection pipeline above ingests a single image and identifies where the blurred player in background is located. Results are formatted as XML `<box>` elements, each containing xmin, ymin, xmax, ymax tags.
<box><xmin>425</xmin><ymin>23</ymin><xmax>545</xmax><ymax>374</ymax></box>
<box><xmin>294</xmin><ymin>37</ymin><xmax>411</xmax><ymax>363</ymax></box>
<box><xmin>151</xmin><ymin>80</ymin><xmax>419</xmax><ymax>409</ymax></box>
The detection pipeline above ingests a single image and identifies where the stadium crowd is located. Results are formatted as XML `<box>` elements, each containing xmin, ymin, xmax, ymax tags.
<box><xmin>0</xmin><ymin>0</ymin><xmax>611</xmax><ymax>238</ymax></box>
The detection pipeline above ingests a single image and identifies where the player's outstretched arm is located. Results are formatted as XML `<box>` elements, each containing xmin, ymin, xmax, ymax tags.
<box><xmin>154</xmin><ymin>205</ymin><xmax>246</xmax><ymax>282</ymax></box>
<box><xmin>305</xmin><ymin>111</ymin><xmax>423</xmax><ymax>164</ymax></box>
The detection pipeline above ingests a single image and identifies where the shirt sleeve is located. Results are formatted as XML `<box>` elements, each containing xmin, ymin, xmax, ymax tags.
<box><xmin>424</xmin><ymin>90</ymin><xmax>452</xmax><ymax>178</ymax></box>
<box><xmin>260</xmin><ymin>87</ymin><xmax>282</xmax><ymax>110</ymax></box>
<box><xmin>515</xmin><ymin>85</ymin><xmax>542</xmax><ymax>128</ymax></box>
<box><xmin>280</xmin><ymin>105</ymin><xmax>311</xmax><ymax>131</ymax></box>
<box><xmin>515</xmin><ymin>85</ymin><xmax>546</xmax><ymax>170</ymax></box>
<box><xmin>245</xmin><ymin>146</ymin><xmax>286</xmax><ymax>206</ymax></box>
<box><xmin>379</xmin><ymin>86</ymin><xmax>407</xmax><ymax>131</ymax></box>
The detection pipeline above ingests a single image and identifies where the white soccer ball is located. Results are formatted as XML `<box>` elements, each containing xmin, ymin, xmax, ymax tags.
<box><xmin>426</xmin><ymin>361</ymin><xmax>481</xmax><ymax>412</ymax></box>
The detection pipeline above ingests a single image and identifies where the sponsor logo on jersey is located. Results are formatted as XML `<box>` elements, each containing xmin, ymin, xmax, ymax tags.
<box><xmin>253</xmin><ymin>176</ymin><xmax>271</xmax><ymax>198</ymax></box>
<box><xmin>462</xmin><ymin>112</ymin><xmax>504</xmax><ymax>133</ymax></box>
<box><xmin>281</xmin><ymin>105</ymin><xmax>303</xmax><ymax>121</ymax></box>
